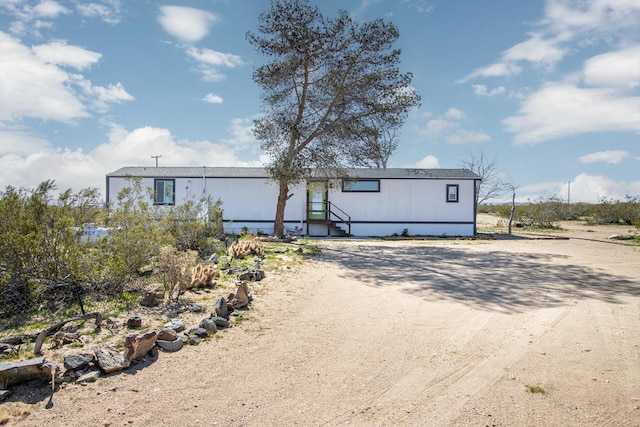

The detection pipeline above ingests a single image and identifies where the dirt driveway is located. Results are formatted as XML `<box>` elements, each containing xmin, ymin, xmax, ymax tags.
<box><xmin>5</xmin><ymin>219</ymin><xmax>640</xmax><ymax>426</ymax></box>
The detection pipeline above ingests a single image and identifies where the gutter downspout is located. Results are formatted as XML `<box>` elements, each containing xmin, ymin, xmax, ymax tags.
<box><xmin>202</xmin><ymin>166</ymin><xmax>206</xmax><ymax>196</ymax></box>
<box><xmin>474</xmin><ymin>178</ymin><xmax>480</xmax><ymax>236</ymax></box>
<box><xmin>105</xmin><ymin>176</ymin><xmax>110</xmax><ymax>207</ymax></box>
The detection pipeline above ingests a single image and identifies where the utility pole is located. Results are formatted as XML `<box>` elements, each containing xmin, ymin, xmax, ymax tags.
<box><xmin>567</xmin><ymin>180</ymin><xmax>571</xmax><ymax>204</ymax></box>
<box><xmin>151</xmin><ymin>155</ymin><xmax>162</xmax><ymax>167</ymax></box>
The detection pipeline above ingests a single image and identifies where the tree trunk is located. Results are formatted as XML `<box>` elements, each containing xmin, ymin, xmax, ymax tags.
<box><xmin>508</xmin><ymin>190</ymin><xmax>516</xmax><ymax>235</ymax></box>
<box><xmin>273</xmin><ymin>178</ymin><xmax>290</xmax><ymax>237</ymax></box>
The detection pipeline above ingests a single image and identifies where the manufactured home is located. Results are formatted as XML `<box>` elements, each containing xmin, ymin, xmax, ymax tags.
<box><xmin>106</xmin><ymin>167</ymin><xmax>480</xmax><ymax>237</ymax></box>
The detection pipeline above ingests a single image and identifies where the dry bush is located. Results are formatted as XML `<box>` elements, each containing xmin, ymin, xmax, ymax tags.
<box><xmin>227</xmin><ymin>239</ymin><xmax>264</xmax><ymax>259</ymax></box>
<box><xmin>155</xmin><ymin>246</ymin><xmax>198</xmax><ymax>300</ymax></box>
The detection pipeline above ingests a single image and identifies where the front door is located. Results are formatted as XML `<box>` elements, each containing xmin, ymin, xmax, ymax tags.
<box><xmin>307</xmin><ymin>181</ymin><xmax>327</xmax><ymax>220</ymax></box>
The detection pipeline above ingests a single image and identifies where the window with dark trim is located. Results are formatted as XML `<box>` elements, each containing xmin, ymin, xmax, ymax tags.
<box><xmin>342</xmin><ymin>179</ymin><xmax>380</xmax><ymax>192</ymax></box>
<box><xmin>154</xmin><ymin>179</ymin><xmax>175</xmax><ymax>205</ymax></box>
<box><xmin>446</xmin><ymin>184</ymin><xmax>459</xmax><ymax>202</ymax></box>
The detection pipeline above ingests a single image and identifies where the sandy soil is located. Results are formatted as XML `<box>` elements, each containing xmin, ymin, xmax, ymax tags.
<box><xmin>3</xmin><ymin>215</ymin><xmax>640</xmax><ymax>426</ymax></box>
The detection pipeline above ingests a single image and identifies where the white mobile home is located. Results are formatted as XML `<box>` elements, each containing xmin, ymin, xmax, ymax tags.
<box><xmin>106</xmin><ymin>167</ymin><xmax>481</xmax><ymax>237</ymax></box>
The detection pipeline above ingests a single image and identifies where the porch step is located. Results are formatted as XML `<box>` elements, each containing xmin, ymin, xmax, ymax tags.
<box><xmin>306</xmin><ymin>219</ymin><xmax>350</xmax><ymax>237</ymax></box>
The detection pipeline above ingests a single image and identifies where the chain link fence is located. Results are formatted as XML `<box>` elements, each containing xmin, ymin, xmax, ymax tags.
<box><xmin>0</xmin><ymin>278</ymin><xmax>155</xmax><ymax>329</ymax></box>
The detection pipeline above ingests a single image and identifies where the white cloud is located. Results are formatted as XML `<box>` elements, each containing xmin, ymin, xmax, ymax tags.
<box><xmin>76</xmin><ymin>80</ymin><xmax>135</xmax><ymax>111</ymax></box>
<box><xmin>220</xmin><ymin>116</ymin><xmax>261</xmax><ymax>150</ymax></box>
<box><xmin>0</xmin><ymin>32</ymin><xmax>87</xmax><ymax>122</ymax></box>
<box><xmin>352</xmin><ymin>0</ymin><xmax>383</xmax><ymax>19</ymax></box>
<box><xmin>513</xmin><ymin>173</ymin><xmax>640</xmax><ymax>204</ymax></box>
<box><xmin>33</xmin><ymin>1</ymin><xmax>69</xmax><ymax>18</ymax></box>
<box><xmin>583</xmin><ymin>45</ymin><xmax>640</xmax><ymax>88</ymax></box>
<box><xmin>461</xmin><ymin>62</ymin><xmax>521</xmax><ymax>81</ymax></box>
<box><xmin>32</xmin><ymin>40</ymin><xmax>102</xmax><ymax>70</ymax></box>
<box><xmin>155</xmin><ymin>6</ymin><xmax>245</xmax><ymax>84</ymax></box>
<box><xmin>444</xmin><ymin>108</ymin><xmax>464</xmax><ymax>120</ymax></box>
<box><xmin>0</xmin><ymin>32</ymin><xmax>133</xmax><ymax>123</ymax></box>
<box><xmin>76</xmin><ymin>1</ymin><xmax>123</xmax><ymax>25</ymax></box>
<box><xmin>423</xmin><ymin>118</ymin><xmax>454</xmax><ymax>137</ymax></box>
<box><xmin>503</xmin><ymin>32</ymin><xmax>567</xmax><ymax>69</ymax></box>
<box><xmin>472</xmin><ymin>84</ymin><xmax>506</xmax><ymax>97</ymax></box>
<box><xmin>400</xmin><ymin>0</ymin><xmax>434</xmax><ymax>14</ymax></box>
<box><xmin>420</xmin><ymin>107</ymin><xmax>491</xmax><ymax>144</ymax></box>
<box><xmin>158</xmin><ymin>6</ymin><xmax>218</xmax><ymax>43</ymax></box>
<box><xmin>0</xmin><ymin>148</ymin><xmax>102</xmax><ymax>194</ymax></box>
<box><xmin>186</xmin><ymin>47</ymin><xmax>243</xmax><ymax>68</ymax></box>
<box><xmin>186</xmin><ymin>47</ymin><xmax>245</xmax><ymax>82</ymax></box>
<box><xmin>0</xmin><ymin>130</ymin><xmax>51</xmax><ymax>155</ymax></box>
<box><xmin>406</xmin><ymin>155</ymin><xmax>440</xmax><ymax>168</ymax></box>
<box><xmin>578</xmin><ymin>150</ymin><xmax>630</xmax><ymax>164</ymax></box>
<box><xmin>542</xmin><ymin>0</ymin><xmax>640</xmax><ymax>36</ymax></box>
<box><xmin>447</xmin><ymin>130</ymin><xmax>491</xmax><ymax>145</ymax></box>
<box><xmin>0</xmin><ymin>0</ymin><xmax>70</xmax><ymax>36</ymax></box>
<box><xmin>503</xmin><ymin>82</ymin><xmax>640</xmax><ymax>145</ymax></box>
<box><xmin>0</xmin><ymin>123</ymin><xmax>263</xmax><ymax>195</ymax></box>
<box><xmin>460</xmin><ymin>0</ymin><xmax>640</xmax><ymax>82</ymax></box>
<box><xmin>568</xmin><ymin>173</ymin><xmax>640</xmax><ymax>203</ymax></box>
<box><xmin>203</xmin><ymin>93</ymin><xmax>224</xmax><ymax>104</ymax></box>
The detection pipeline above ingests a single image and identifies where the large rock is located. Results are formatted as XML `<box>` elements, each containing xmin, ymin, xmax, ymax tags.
<box><xmin>164</xmin><ymin>319</ymin><xmax>185</xmax><ymax>333</ymax></box>
<box><xmin>238</xmin><ymin>269</ymin><xmax>265</xmax><ymax>282</ymax></box>
<box><xmin>188</xmin><ymin>327</ymin><xmax>209</xmax><ymax>339</ymax></box>
<box><xmin>0</xmin><ymin>357</ymin><xmax>53</xmax><ymax>388</ymax></box>
<box><xmin>156</xmin><ymin>339</ymin><xmax>183</xmax><ymax>352</ymax></box>
<box><xmin>64</xmin><ymin>353</ymin><xmax>95</xmax><ymax>371</ymax></box>
<box><xmin>608</xmin><ymin>234</ymin><xmax>633</xmax><ymax>240</ymax></box>
<box><xmin>212</xmin><ymin>316</ymin><xmax>230</xmax><ymax>329</ymax></box>
<box><xmin>253</xmin><ymin>269</ymin><xmax>265</xmax><ymax>281</ymax></box>
<box><xmin>157</xmin><ymin>328</ymin><xmax>178</xmax><ymax>342</ymax></box>
<box><xmin>214</xmin><ymin>297</ymin><xmax>229</xmax><ymax>319</ymax></box>
<box><xmin>199</xmin><ymin>318</ymin><xmax>217</xmax><ymax>335</ymax></box>
<box><xmin>76</xmin><ymin>370</ymin><xmax>101</xmax><ymax>384</ymax></box>
<box><xmin>124</xmin><ymin>331</ymin><xmax>158</xmax><ymax>362</ymax></box>
<box><xmin>94</xmin><ymin>345</ymin><xmax>129</xmax><ymax>374</ymax></box>
<box><xmin>127</xmin><ymin>316</ymin><xmax>142</xmax><ymax>329</ymax></box>
<box><xmin>230</xmin><ymin>282</ymin><xmax>251</xmax><ymax>309</ymax></box>
<box><xmin>190</xmin><ymin>304</ymin><xmax>204</xmax><ymax>313</ymax></box>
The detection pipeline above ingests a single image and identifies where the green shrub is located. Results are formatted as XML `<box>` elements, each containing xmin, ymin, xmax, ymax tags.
<box><xmin>588</xmin><ymin>195</ymin><xmax>640</xmax><ymax>225</ymax></box>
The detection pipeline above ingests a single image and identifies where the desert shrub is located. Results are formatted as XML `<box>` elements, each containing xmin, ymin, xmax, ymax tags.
<box><xmin>155</xmin><ymin>246</ymin><xmax>198</xmax><ymax>300</ymax></box>
<box><xmin>161</xmin><ymin>197</ymin><xmax>226</xmax><ymax>257</ymax></box>
<box><xmin>513</xmin><ymin>197</ymin><xmax>582</xmax><ymax>228</ymax></box>
<box><xmin>0</xmin><ymin>181</ymin><xmax>105</xmax><ymax>313</ymax></box>
<box><xmin>163</xmin><ymin>199</ymin><xmax>208</xmax><ymax>252</ymax></box>
<box><xmin>587</xmin><ymin>195</ymin><xmax>640</xmax><ymax>225</ymax></box>
<box><xmin>103</xmin><ymin>178</ymin><xmax>174</xmax><ymax>286</ymax></box>
<box><xmin>198</xmin><ymin>237</ymin><xmax>228</xmax><ymax>260</ymax></box>
<box><xmin>482</xmin><ymin>196</ymin><xmax>640</xmax><ymax>233</ymax></box>
<box><xmin>0</xmin><ymin>178</ymin><xmax>231</xmax><ymax>318</ymax></box>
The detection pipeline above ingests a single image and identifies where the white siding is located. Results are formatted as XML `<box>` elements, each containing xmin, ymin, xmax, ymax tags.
<box><xmin>326</xmin><ymin>179</ymin><xmax>475</xmax><ymax>236</ymax></box>
<box><xmin>108</xmin><ymin>176</ymin><xmax>306</xmax><ymax>235</ymax></box>
<box><xmin>107</xmin><ymin>173</ymin><xmax>476</xmax><ymax>237</ymax></box>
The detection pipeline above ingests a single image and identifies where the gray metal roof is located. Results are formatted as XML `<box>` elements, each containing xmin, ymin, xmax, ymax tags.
<box><xmin>107</xmin><ymin>166</ymin><xmax>480</xmax><ymax>180</ymax></box>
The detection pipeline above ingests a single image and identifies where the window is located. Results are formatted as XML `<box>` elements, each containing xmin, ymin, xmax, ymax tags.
<box><xmin>342</xmin><ymin>179</ymin><xmax>380</xmax><ymax>192</ymax></box>
<box><xmin>154</xmin><ymin>179</ymin><xmax>175</xmax><ymax>205</ymax></box>
<box><xmin>446</xmin><ymin>184</ymin><xmax>459</xmax><ymax>202</ymax></box>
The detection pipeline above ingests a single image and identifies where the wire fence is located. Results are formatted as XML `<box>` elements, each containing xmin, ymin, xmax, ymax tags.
<box><xmin>0</xmin><ymin>278</ymin><xmax>154</xmax><ymax>329</ymax></box>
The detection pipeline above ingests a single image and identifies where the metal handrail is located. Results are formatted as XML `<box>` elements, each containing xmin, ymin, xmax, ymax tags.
<box><xmin>306</xmin><ymin>201</ymin><xmax>351</xmax><ymax>236</ymax></box>
<box><xmin>328</xmin><ymin>201</ymin><xmax>351</xmax><ymax>236</ymax></box>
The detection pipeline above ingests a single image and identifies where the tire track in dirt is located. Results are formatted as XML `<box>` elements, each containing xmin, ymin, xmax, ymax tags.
<box><xmin>321</xmin><ymin>257</ymin><xmax>590</xmax><ymax>426</ymax></box>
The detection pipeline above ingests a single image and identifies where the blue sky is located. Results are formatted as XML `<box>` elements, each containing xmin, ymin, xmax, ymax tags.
<box><xmin>1</xmin><ymin>0</ymin><xmax>638</xmax><ymax>204</ymax></box>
